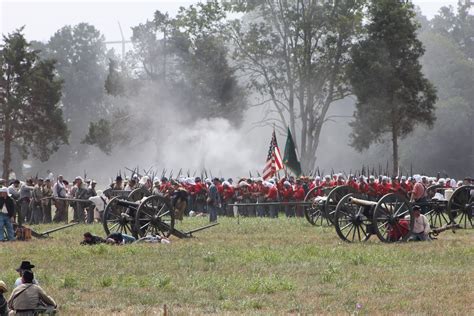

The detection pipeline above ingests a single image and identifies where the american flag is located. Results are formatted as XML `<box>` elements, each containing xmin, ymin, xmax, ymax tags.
<box><xmin>262</xmin><ymin>130</ymin><xmax>283</xmax><ymax>180</ymax></box>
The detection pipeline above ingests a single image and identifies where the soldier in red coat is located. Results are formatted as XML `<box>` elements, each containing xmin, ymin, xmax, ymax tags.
<box><xmin>347</xmin><ymin>176</ymin><xmax>359</xmax><ymax>192</ymax></box>
<box><xmin>193</xmin><ymin>177</ymin><xmax>207</xmax><ymax>213</ymax></box>
<box><xmin>265</xmin><ymin>182</ymin><xmax>279</xmax><ymax>218</ymax></box>
<box><xmin>367</xmin><ymin>176</ymin><xmax>379</xmax><ymax>201</ymax></box>
<box><xmin>280</xmin><ymin>181</ymin><xmax>294</xmax><ymax>217</ymax></box>
<box><xmin>293</xmin><ymin>179</ymin><xmax>305</xmax><ymax>217</ymax></box>
<box><xmin>221</xmin><ymin>181</ymin><xmax>235</xmax><ymax>216</ymax></box>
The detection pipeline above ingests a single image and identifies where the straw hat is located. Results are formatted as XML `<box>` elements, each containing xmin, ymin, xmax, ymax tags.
<box><xmin>0</xmin><ymin>281</ymin><xmax>7</xmax><ymax>293</ymax></box>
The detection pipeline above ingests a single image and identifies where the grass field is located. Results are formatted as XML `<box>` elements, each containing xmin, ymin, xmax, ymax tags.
<box><xmin>0</xmin><ymin>217</ymin><xmax>473</xmax><ymax>315</ymax></box>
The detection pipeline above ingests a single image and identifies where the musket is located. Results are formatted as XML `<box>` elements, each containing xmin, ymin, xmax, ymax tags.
<box><xmin>84</xmin><ymin>169</ymin><xmax>87</xmax><ymax>181</ymax></box>
<box><xmin>125</xmin><ymin>167</ymin><xmax>142</xmax><ymax>178</ymax></box>
<box><xmin>187</xmin><ymin>169</ymin><xmax>190</xmax><ymax>177</ymax></box>
<box><xmin>209</xmin><ymin>170</ymin><xmax>213</xmax><ymax>179</ymax></box>
<box><xmin>204</xmin><ymin>169</ymin><xmax>208</xmax><ymax>179</ymax></box>
<box><xmin>256</xmin><ymin>170</ymin><xmax>261</xmax><ymax>177</ymax></box>
<box><xmin>161</xmin><ymin>168</ymin><xmax>166</xmax><ymax>179</ymax></box>
<box><xmin>169</xmin><ymin>169</ymin><xmax>174</xmax><ymax>179</ymax></box>
<box><xmin>177</xmin><ymin>168</ymin><xmax>182</xmax><ymax>178</ymax></box>
<box><xmin>192</xmin><ymin>170</ymin><xmax>197</xmax><ymax>177</ymax></box>
<box><xmin>249</xmin><ymin>170</ymin><xmax>252</xmax><ymax>178</ymax></box>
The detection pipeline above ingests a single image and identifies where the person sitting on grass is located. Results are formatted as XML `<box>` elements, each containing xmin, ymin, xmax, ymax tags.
<box><xmin>8</xmin><ymin>270</ymin><xmax>57</xmax><ymax>315</ymax></box>
<box><xmin>80</xmin><ymin>232</ymin><xmax>105</xmax><ymax>245</ymax></box>
<box><xmin>105</xmin><ymin>232</ymin><xmax>136</xmax><ymax>245</ymax></box>
<box><xmin>408</xmin><ymin>205</ymin><xmax>431</xmax><ymax>241</ymax></box>
<box><xmin>0</xmin><ymin>281</ymin><xmax>8</xmax><ymax>316</ymax></box>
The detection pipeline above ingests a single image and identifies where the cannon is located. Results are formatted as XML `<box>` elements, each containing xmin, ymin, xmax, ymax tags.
<box><xmin>303</xmin><ymin>186</ymin><xmax>358</xmax><ymax>226</ymax></box>
<box><xmin>334</xmin><ymin>193</ymin><xmax>413</xmax><ymax>243</ymax></box>
<box><xmin>103</xmin><ymin>194</ymin><xmax>218</xmax><ymax>239</ymax></box>
<box><xmin>103</xmin><ymin>186</ymin><xmax>151</xmax><ymax>201</ymax></box>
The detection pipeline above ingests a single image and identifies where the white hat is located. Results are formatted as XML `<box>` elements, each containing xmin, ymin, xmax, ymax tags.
<box><xmin>75</xmin><ymin>176</ymin><xmax>83</xmax><ymax>182</ymax></box>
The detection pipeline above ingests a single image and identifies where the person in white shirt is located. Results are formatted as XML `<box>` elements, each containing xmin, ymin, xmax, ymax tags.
<box><xmin>409</xmin><ymin>205</ymin><xmax>431</xmax><ymax>241</ymax></box>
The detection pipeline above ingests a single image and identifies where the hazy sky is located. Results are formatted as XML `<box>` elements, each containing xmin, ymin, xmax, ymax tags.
<box><xmin>1</xmin><ymin>0</ymin><xmax>462</xmax><ymax>44</ymax></box>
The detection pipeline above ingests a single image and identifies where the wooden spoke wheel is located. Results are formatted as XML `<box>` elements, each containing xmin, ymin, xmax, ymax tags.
<box><xmin>424</xmin><ymin>200</ymin><xmax>450</xmax><ymax>228</ymax></box>
<box><xmin>128</xmin><ymin>187</ymin><xmax>151</xmax><ymax>202</ymax></box>
<box><xmin>303</xmin><ymin>188</ymin><xmax>330</xmax><ymax>226</ymax></box>
<box><xmin>324</xmin><ymin>186</ymin><xmax>356</xmax><ymax>225</ymax></box>
<box><xmin>103</xmin><ymin>196</ymin><xmax>138</xmax><ymax>238</ymax></box>
<box><xmin>373</xmin><ymin>193</ymin><xmax>412</xmax><ymax>243</ymax></box>
<box><xmin>334</xmin><ymin>194</ymin><xmax>372</xmax><ymax>242</ymax></box>
<box><xmin>448</xmin><ymin>185</ymin><xmax>474</xmax><ymax>229</ymax></box>
<box><xmin>135</xmin><ymin>195</ymin><xmax>175</xmax><ymax>238</ymax></box>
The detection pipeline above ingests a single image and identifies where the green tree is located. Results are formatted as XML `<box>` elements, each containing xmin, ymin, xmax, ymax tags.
<box><xmin>44</xmin><ymin>23</ymin><xmax>109</xmax><ymax>160</ymax></box>
<box><xmin>348</xmin><ymin>0</ymin><xmax>437</xmax><ymax>175</ymax></box>
<box><xmin>0</xmin><ymin>29</ymin><xmax>68</xmax><ymax>179</ymax></box>
<box><xmin>227</xmin><ymin>0</ymin><xmax>364</xmax><ymax>171</ymax></box>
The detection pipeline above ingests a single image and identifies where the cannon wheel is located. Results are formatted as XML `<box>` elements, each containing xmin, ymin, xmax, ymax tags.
<box><xmin>448</xmin><ymin>185</ymin><xmax>474</xmax><ymax>229</ymax></box>
<box><xmin>373</xmin><ymin>193</ymin><xmax>412</xmax><ymax>243</ymax></box>
<box><xmin>135</xmin><ymin>195</ymin><xmax>175</xmax><ymax>238</ymax></box>
<box><xmin>325</xmin><ymin>186</ymin><xmax>357</xmax><ymax>225</ymax></box>
<box><xmin>103</xmin><ymin>196</ymin><xmax>138</xmax><ymax>238</ymax></box>
<box><xmin>303</xmin><ymin>188</ymin><xmax>330</xmax><ymax>226</ymax></box>
<box><xmin>334</xmin><ymin>194</ymin><xmax>372</xmax><ymax>242</ymax></box>
<box><xmin>424</xmin><ymin>200</ymin><xmax>450</xmax><ymax>228</ymax></box>
<box><xmin>128</xmin><ymin>187</ymin><xmax>151</xmax><ymax>202</ymax></box>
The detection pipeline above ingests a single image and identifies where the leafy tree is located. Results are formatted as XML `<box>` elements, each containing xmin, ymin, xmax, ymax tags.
<box><xmin>398</xmin><ymin>4</ymin><xmax>474</xmax><ymax>177</ymax></box>
<box><xmin>44</xmin><ymin>23</ymin><xmax>109</xmax><ymax>159</ymax></box>
<box><xmin>86</xmin><ymin>2</ymin><xmax>247</xmax><ymax>155</ymax></box>
<box><xmin>348</xmin><ymin>0</ymin><xmax>437</xmax><ymax>175</ymax></box>
<box><xmin>227</xmin><ymin>0</ymin><xmax>364</xmax><ymax>171</ymax></box>
<box><xmin>0</xmin><ymin>28</ymin><xmax>68</xmax><ymax>179</ymax></box>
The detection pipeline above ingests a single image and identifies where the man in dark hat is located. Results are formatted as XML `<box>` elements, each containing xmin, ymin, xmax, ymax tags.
<box><xmin>112</xmin><ymin>176</ymin><xmax>123</xmax><ymax>190</ymax></box>
<box><xmin>14</xmin><ymin>261</ymin><xmax>37</xmax><ymax>288</ymax></box>
<box><xmin>8</xmin><ymin>270</ymin><xmax>56</xmax><ymax>314</ymax></box>
<box><xmin>0</xmin><ymin>187</ymin><xmax>15</xmax><ymax>242</ymax></box>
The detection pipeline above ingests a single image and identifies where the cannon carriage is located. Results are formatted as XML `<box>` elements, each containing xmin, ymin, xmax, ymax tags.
<box><xmin>303</xmin><ymin>186</ymin><xmax>358</xmax><ymax>226</ymax></box>
<box><xmin>332</xmin><ymin>185</ymin><xmax>473</xmax><ymax>243</ymax></box>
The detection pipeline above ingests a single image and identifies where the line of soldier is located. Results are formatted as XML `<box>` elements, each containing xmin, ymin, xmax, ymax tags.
<box><xmin>0</xmin><ymin>175</ymin><xmax>98</xmax><ymax>225</ymax></box>
<box><xmin>109</xmin><ymin>173</ymin><xmax>473</xmax><ymax>219</ymax></box>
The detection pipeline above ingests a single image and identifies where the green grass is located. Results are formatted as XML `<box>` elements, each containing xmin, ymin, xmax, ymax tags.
<box><xmin>1</xmin><ymin>217</ymin><xmax>473</xmax><ymax>315</ymax></box>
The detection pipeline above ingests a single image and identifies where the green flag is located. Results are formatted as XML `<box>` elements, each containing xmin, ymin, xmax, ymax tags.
<box><xmin>283</xmin><ymin>127</ymin><xmax>302</xmax><ymax>176</ymax></box>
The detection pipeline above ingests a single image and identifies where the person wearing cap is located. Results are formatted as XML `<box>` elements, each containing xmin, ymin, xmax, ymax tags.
<box><xmin>0</xmin><ymin>187</ymin><xmax>15</xmax><ymax>242</ymax></box>
<box><xmin>52</xmin><ymin>175</ymin><xmax>68</xmax><ymax>223</ymax></box>
<box><xmin>408</xmin><ymin>206</ymin><xmax>431</xmax><ymax>241</ymax></box>
<box><xmin>14</xmin><ymin>262</ymin><xmax>38</xmax><ymax>288</ymax></box>
<box><xmin>8</xmin><ymin>270</ymin><xmax>56</xmax><ymax>314</ymax></box>
<box><xmin>0</xmin><ymin>280</ymin><xmax>8</xmax><ymax>316</ymax></box>
<box><xmin>207</xmin><ymin>178</ymin><xmax>221</xmax><ymax>222</ymax></box>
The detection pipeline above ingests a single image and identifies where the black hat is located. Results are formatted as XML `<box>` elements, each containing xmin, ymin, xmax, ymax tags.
<box><xmin>213</xmin><ymin>177</ymin><xmax>220</xmax><ymax>182</ymax></box>
<box><xmin>195</xmin><ymin>177</ymin><xmax>201</xmax><ymax>182</ymax></box>
<box><xmin>116</xmin><ymin>176</ymin><xmax>123</xmax><ymax>181</ymax></box>
<box><xmin>16</xmin><ymin>261</ymin><xmax>35</xmax><ymax>272</ymax></box>
<box><xmin>413</xmin><ymin>205</ymin><xmax>421</xmax><ymax>211</ymax></box>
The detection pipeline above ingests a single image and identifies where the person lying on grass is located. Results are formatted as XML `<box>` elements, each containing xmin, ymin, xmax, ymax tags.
<box><xmin>105</xmin><ymin>232</ymin><xmax>136</xmax><ymax>245</ymax></box>
<box><xmin>80</xmin><ymin>232</ymin><xmax>105</xmax><ymax>245</ymax></box>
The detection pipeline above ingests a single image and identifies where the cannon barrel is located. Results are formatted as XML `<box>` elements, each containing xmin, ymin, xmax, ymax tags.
<box><xmin>347</xmin><ymin>197</ymin><xmax>378</xmax><ymax>207</ymax></box>
<box><xmin>116</xmin><ymin>199</ymin><xmax>140</xmax><ymax>208</ymax></box>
